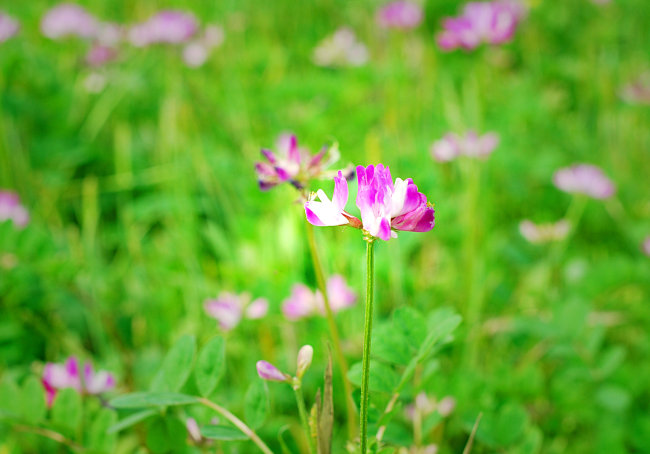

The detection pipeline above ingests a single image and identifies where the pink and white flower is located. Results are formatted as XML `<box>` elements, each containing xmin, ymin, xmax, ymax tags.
<box><xmin>204</xmin><ymin>292</ymin><xmax>268</xmax><ymax>331</ymax></box>
<box><xmin>0</xmin><ymin>12</ymin><xmax>19</xmax><ymax>43</ymax></box>
<box><xmin>0</xmin><ymin>190</ymin><xmax>29</xmax><ymax>229</ymax></box>
<box><xmin>42</xmin><ymin>356</ymin><xmax>115</xmax><ymax>407</ymax></box>
<box><xmin>519</xmin><ymin>219</ymin><xmax>570</xmax><ymax>244</ymax></box>
<box><xmin>552</xmin><ymin>164</ymin><xmax>615</xmax><ymax>200</ymax></box>
<box><xmin>41</xmin><ymin>4</ymin><xmax>98</xmax><ymax>40</ymax></box>
<box><xmin>256</xmin><ymin>361</ymin><xmax>290</xmax><ymax>382</ymax></box>
<box><xmin>182</xmin><ymin>24</ymin><xmax>224</xmax><ymax>68</ymax></box>
<box><xmin>128</xmin><ymin>10</ymin><xmax>197</xmax><ymax>47</ymax></box>
<box><xmin>313</xmin><ymin>28</ymin><xmax>368</xmax><ymax>68</ymax></box>
<box><xmin>282</xmin><ymin>275</ymin><xmax>357</xmax><ymax>320</ymax></box>
<box><xmin>376</xmin><ymin>1</ymin><xmax>423</xmax><ymax>29</ymax></box>
<box><xmin>436</xmin><ymin>1</ymin><xmax>525</xmax><ymax>51</ymax></box>
<box><xmin>431</xmin><ymin>131</ymin><xmax>499</xmax><ymax>162</ymax></box>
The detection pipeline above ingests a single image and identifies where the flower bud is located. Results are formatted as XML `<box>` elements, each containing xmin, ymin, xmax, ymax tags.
<box><xmin>296</xmin><ymin>345</ymin><xmax>313</xmax><ymax>379</ymax></box>
<box><xmin>256</xmin><ymin>361</ymin><xmax>290</xmax><ymax>382</ymax></box>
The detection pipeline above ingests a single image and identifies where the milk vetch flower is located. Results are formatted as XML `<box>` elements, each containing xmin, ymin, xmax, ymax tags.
<box><xmin>42</xmin><ymin>356</ymin><xmax>115</xmax><ymax>406</ymax></box>
<box><xmin>553</xmin><ymin>164</ymin><xmax>615</xmax><ymax>200</ymax></box>
<box><xmin>204</xmin><ymin>292</ymin><xmax>268</xmax><ymax>331</ymax></box>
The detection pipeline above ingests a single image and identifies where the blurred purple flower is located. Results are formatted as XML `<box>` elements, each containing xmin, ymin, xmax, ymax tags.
<box><xmin>519</xmin><ymin>219</ymin><xmax>570</xmax><ymax>244</ymax></box>
<box><xmin>431</xmin><ymin>131</ymin><xmax>499</xmax><ymax>162</ymax></box>
<box><xmin>182</xmin><ymin>24</ymin><xmax>224</xmax><ymax>68</ymax></box>
<box><xmin>282</xmin><ymin>275</ymin><xmax>357</xmax><ymax>320</ymax></box>
<box><xmin>95</xmin><ymin>22</ymin><xmax>122</xmax><ymax>46</ymax></box>
<box><xmin>620</xmin><ymin>73</ymin><xmax>650</xmax><ymax>105</ymax></box>
<box><xmin>376</xmin><ymin>1</ymin><xmax>423</xmax><ymax>29</ymax></box>
<box><xmin>319</xmin><ymin>274</ymin><xmax>357</xmax><ymax>312</ymax></box>
<box><xmin>0</xmin><ymin>190</ymin><xmax>29</xmax><ymax>229</ymax></box>
<box><xmin>41</xmin><ymin>4</ymin><xmax>98</xmax><ymax>40</ymax></box>
<box><xmin>0</xmin><ymin>12</ymin><xmax>19</xmax><ymax>43</ymax></box>
<box><xmin>642</xmin><ymin>237</ymin><xmax>650</xmax><ymax>257</ymax></box>
<box><xmin>313</xmin><ymin>28</ymin><xmax>368</xmax><ymax>68</ymax></box>
<box><xmin>42</xmin><ymin>356</ymin><xmax>115</xmax><ymax>407</ymax></box>
<box><xmin>282</xmin><ymin>284</ymin><xmax>318</xmax><ymax>320</ymax></box>
<box><xmin>86</xmin><ymin>45</ymin><xmax>117</xmax><ymax>66</ymax></box>
<box><xmin>128</xmin><ymin>10</ymin><xmax>197</xmax><ymax>47</ymax></box>
<box><xmin>436</xmin><ymin>1</ymin><xmax>525</xmax><ymax>51</ymax></box>
<box><xmin>553</xmin><ymin>164</ymin><xmax>615</xmax><ymax>200</ymax></box>
<box><xmin>204</xmin><ymin>292</ymin><xmax>268</xmax><ymax>331</ymax></box>
<box><xmin>186</xmin><ymin>417</ymin><xmax>202</xmax><ymax>443</ymax></box>
<box><xmin>256</xmin><ymin>360</ymin><xmax>290</xmax><ymax>382</ymax></box>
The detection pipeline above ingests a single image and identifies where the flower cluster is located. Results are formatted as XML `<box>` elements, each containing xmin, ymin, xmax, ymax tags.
<box><xmin>204</xmin><ymin>292</ymin><xmax>268</xmax><ymax>331</ymax></box>
<box><xmin>430</xmin><ymin>130</ymin><xmax>499</xmax><ymax>162</ymax></box>
<box><xmin>42</xmin><ymin>356</ymin><xmax>115</xmax><ymax>406</ymax></box>
<box><xmin>255</xmin><ymin>134</ymin><xmax>346</xmax><ymax>191</ymax></box>
<box><xmin>376</xmin><ymin>1</ymin><xmax>423</xmax><ymax>30</ymax></box>
<box><xmin>0</xmin><ymin>12</ymin><xmax>19</xmax><ymax>43</ymax></box>
<box><xmin>519</xmin><ymin>219</ymin><xmax>570</xmax><ymax>244</ymax></box>
<box><xmin>282</xmin><ymin>275</ymin><xmax>356</xmax><ymax>320</ymax></box>
<box><xmin>552</xmin><ymin>164</ymin><xmax>615</xmax><ymax>200</ymax></box>
<box><xmin>128</xmin><ymin>10</ymin><xmax>197</xmax><ymax>47</ymax></box>
<box><xmin>0</xmin><ymin>191</ymin><xmax>29</xmax><ymax>229</ymax></box>
<box><xmin>436</xmin><ymin>1</ymin><xmax>525</xmax><ymax>51</ymax></box>
<box><xmin>257</xmin><ymin>345</ymin><xmax>313</xmax><ymax>383</ymax></box>
<box><xmin>313</xmin><ymin>28</ymin><xmax>368</xmax><ymax>68</ymax></box>
<box><xmin>306</xmin><ymin>165</ymin><xmax>435</xmax><ymax>241</ymax></box>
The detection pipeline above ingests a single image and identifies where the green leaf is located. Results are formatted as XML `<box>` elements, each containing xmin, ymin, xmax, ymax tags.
<box><xmin>151</xmin><ymin>335</ymin><xmax>196</xmax><ymax>392</ymax></box>
<box><xmin>244</xmin><ymin>380</ymin><xmax>269</xmax><ymax>429</ymax></box>
<box><xmin>348</xmin><ymin>361</ymin><xmax>399</xmax><ymax>393</ymax></box>
<box><xmin>194</xmin><ymin>336</ymin><xmax>226</xmax><ymax>397</ymax></box>
<box><xmin>146</xmin><ymin>416</ymin><xmax>187</xmax><ymax>454</ymax></box>
<box><xmin>0</xmin><ymin>378</ymin><xmax>21</xmax><ymax>417</ymax></box>
<box><xmin>109</xmin><ymin>392</ymin><xmax>198</xmax><ymax>409</ymax></box>
<box><xmin>372</xmin><ymin>322</ymin><xmax>413</xmax><ymax>365</ymax></box>
<box><xmin>419</xmin><ymin>309</ymin><xmax>462</xmax><ymax>357</ymax></box>
<box><xmin>108</xmin><ymin>408</ymin><xmax>157</xmax><ymax>434</ymax></box>
<box><xmin>21</xmin><ymin>376</ymin><xmax>46</xmax><ymax>424</ymax></box>
<box><xmin>88</xmin><ymin>408</ymin><xmax>117</xmax><ymax>452</ymax></box>
<box><xmin>201</xmin><ymin>424</ymin><xmax>248</xmax><ymax>441</ymax></box>
<box><xmin>52</xmin><ymin>388</ymin><xmax>82</xmax><ymax>433</ymax></box>
<box><xmin>392</xmin><ymin>306</ymin><xmax>426</xmax><ymax>349</ymax></box>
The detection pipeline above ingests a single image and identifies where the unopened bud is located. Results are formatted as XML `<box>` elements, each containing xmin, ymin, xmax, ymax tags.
<box><xmin>256</xmin><ymin>361</ymin><xmax>290</xmax><ymax>382</ymax></box>
<box><xmin>296</xmin><ymin>345</ymin><xmax>313</xmax><ymax>379</ymax></box>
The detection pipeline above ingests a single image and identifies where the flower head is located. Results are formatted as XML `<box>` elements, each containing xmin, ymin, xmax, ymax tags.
<box><xmin>182</xmin><ymin>24</ymin><xmax>224</xmax><ymax>68</ymax></box>
<box><xmin>42</xmin><ymin>356</ymin><xmax>115</xmax><ymax>407</ymax></box>
<box><xmin>552</xmin><ymin>164</ymin><xmax>615</xmax><ymax>199</ymax></box>
<box><xmin>519</xmin><ymin>219</ymin><xmax>570</xmax><ymax>244</ymax></box>
<box><xmin>431</xmin><ymin>131</ymin><xmax>499</xmax><ymax>162</ymax></box>
<box><xmin>642</xmin><ymin>236</ymin><xmax>650</xmax><ymax>257</ymax></box>
<box><xmin>282</xmin><ymin>275</ymin><xmax>357</xmax><ymax>321</ymax></box>
<box><xmin>204</xmin><ymin>292</ymin><xmax>268</xmax><ymax>331</ymax></box>
<box><xmin>313</xmin><ymin>28</ymin><xmax>368</xmax><ymax>68</ymax></box>
<box><xmin>376</xmin><ymin>1</ymin><xmax>423</xmax><ymax>29</ymax></box>
<box><xmin>186</xmin><ymin>417</ymin><xmax>202</xmax><ymax>443</ymax></box>
<box><xmin>0</xmin><ymin>12</ymin><xmax>19</xmax><ymax>43</ymax></box>
<box><xmin>128</xmin><ymin>10</ymin><xmax>197</xmax><ymax>47</ymax></box>
<box><xmin>296</xmin><ymin>345</ymin><xmax>313</xmax><ymax>379</ymax></box>
<box><xmin>0</xmin><ymin>190</ymin><xmax>29</xmax><ymax>229</ymax></box>
<box><xmin>86</xmin><ymin>45</ymin><xmax>117</xmax><ymax>67</ymax></box>
<box><xmin>436</xmin><ymin>1</ymin><xmax>525</xmax><ymax>51</ymax></box>
<box><xmin>256</xmin><ymin>361</ymin><xmax>290</xmax><ymax>382</ymax></box>
<box><xmin>41</xmin><ymin>4</ymin><xmax>98</xmax><ymax>40</ymax></box>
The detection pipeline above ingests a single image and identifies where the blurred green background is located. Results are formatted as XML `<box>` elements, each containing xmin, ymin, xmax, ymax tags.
<box><xmin>1</xmin><ymin>0</ymin><xmax>649</xmax><ymax>453</ymax></box>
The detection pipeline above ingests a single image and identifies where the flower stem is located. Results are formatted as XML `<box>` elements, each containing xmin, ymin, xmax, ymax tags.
<box><xmin>360</xmin><ymin>240</ymin><xmax>375</xmax><ymax>454</ymax></box>
<box><xmin>199</xmin><ymin>398</ymin><xmax>274</xmax><ymax>454</ymax></box>
<box><xmin>293</xmin><ymin>382</ymin><xmax>316</xmax><ymax>454</ymax></box>
<box><xmin>304</xmin><ymin>220</ymin><xmax>356</xmax><ymax>438</ymax></box>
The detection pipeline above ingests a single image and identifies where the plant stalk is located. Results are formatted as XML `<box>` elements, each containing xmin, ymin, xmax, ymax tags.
<box><xmin>360</xmin><ymin>240</ymin><xmax>375</xmax><ymax>454</ymax></box>
<box><xmin>293</xmin><ymin>383</ymin><xmax>316</xmax><ymax>454</ymax></box>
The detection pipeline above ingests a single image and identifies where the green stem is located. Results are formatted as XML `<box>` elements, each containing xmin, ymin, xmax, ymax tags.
<box><xmin>360</xmin><ymin>240</ymin><xmax>376</xmax><ymax>454</ymax></box>
<box><xmin>199</xmin><ymin>398</ymin><xmax>274</xmax><ymax>454</ymax></box>
<box><xmin>304</xmin><ymin>220</ymin><xmax>356</xmax><ymax>438</ymax></box>
<box><xmin>293</xmin><ymin>383</ymin><xmax>316</xmax><ymax>454</ymax></box>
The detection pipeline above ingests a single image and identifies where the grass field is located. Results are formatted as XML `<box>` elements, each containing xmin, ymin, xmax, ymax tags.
<box><xmin>1</xmin><ymin>1</ymin><xmax>649</xmax><ymax>453</ymax></box>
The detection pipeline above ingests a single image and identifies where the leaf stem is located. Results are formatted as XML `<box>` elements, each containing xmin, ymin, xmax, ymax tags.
<box><xmin>360</xmin><ymin>239</ymin><xmax>375</xmax><ymax>454</ymax></box>
<box><xmin>293</xmin><ymin>383</ymin><xmax>316</xmax><ymax>454</ymax></box>
<box><xmin>13</xmin><ymin>424</ymin><xmax>84</xmax><ymax>452</ymax></box>
<box><xmin>304</xmin><ymin>220</ymin><xmax>356</xmax><ymax>438</ymax></box>
<box><xmin>198</xmin><ymin>397</ymin><xmax>274</xmax><ymax>454</ymax></box>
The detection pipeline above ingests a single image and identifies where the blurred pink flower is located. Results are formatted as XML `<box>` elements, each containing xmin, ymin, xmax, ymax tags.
<box><xmin>256</xmin><ymin>360</ymin><xmax>290</xmax><ymax>382</ymax></box>
<box><xmin>313</xmin><ymin>28</ymin><xmax>368</xmax><ymax>67</ymax></box>
<box><xmin>282</xmin><ymin>275</ymin><xmax>357</xmax><ymax>320</ymax></box>
<box><xmin>182</xmin><ymin>24</ymin><xmax>224</xmax><ymax>68</ymax></box>
<box><xmin>0</xmin><ymin>12</ymin><xmax>19</xmax><ymax>43</ymax></box>
<box><xmin>553</xmin><ymin>164</ymin><xmax>615</xmax><ymax>199</ymax></box>
<box><xmin>128</xmin><ymin>10</ymin><xmax>197</xmax><ymax>47</ymax></box>
<box><xmin>519</xmin><ymin>219</ymin><xmax>570</xmax><ymax>244</ymax></box>
<box><xmin>85</xmin><ymin>45</ymin><xmax>117</xmax><ymax>66</ymax></box>
<box><xmin>376</xmin><ymin>1</ymin><xmax>423</xmax><ymax>29</ymax></box>
<box><xmin>41</xmin><ymin>4</ymin><xmax>98</xmax><ymax>40</ymax></box>
<box><xmin>0</xmin><ymin>190</ymin><xmax>29</xmax><ymax>229</ymax></box>
<box><xmin>620</xmin><ymin>73</ymin><xmax>650</xmax><ymax>105</ymax></box>
<box><xmin>436</xmin><ymin>1</ymin><xmax>525</xmax><ymax>51</ymax></box>
<box><xmin>431</xmin><ymin>131</ymin><xmax>499</xmax><ymax>162</ymax></box>
<box><xmin>642</xmin><ymin>237</ymin><xmax>650</xmax><ymax>257</ymax></box>
<box><xmin>186</xmin><ymin>417</ymin><xmax>202</xmax><ymax>443</ymax></box>
<box><xmin>42</xmin><ymin>356</ymin><xmax>115</xmax><ymax>407</ymax></box>
<box><xmin>95</xmin><ymin>22</ymin><xmax>122</xmax><ymax>46</ymax></box>
<box><xmin>204</xmin><ymin>292</ymin><xmax>268</xmax><ymax>330</ymax></box>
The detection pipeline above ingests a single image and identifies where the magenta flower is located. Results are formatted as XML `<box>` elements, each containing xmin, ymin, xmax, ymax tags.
<box><xmin>553</xmin><ymin>164</ymin><xmax>615</xmax><ymax>200</ymax></box>
<box><xmin>642</xmin><ymin>237</ymin><xmax>650</xmax><ymax>257</ymax></box>
<box><xmin>0</xmin><ymin>12</ymin><xmax>19</xmax><ymax>43</ymax></box>
<box><xmin>431</xmin><ymin>131</ymin><xmax>499</xmax><ymax>162</ymax></box>
<box><xmin>204</xmin><ymin>292</ymin><xmax>268</xmax><ymax>331</ymax></box>
<box><xmin>519</xmin><ymin>219</ymin><xmax>570</xmax><ymax>244</ymax></box>
<box><xmin>376</xmin><ymin>1</ymin><xmax>423</xmax><ymax>29</ymax></box>
<box><xmin>319</xmin><ymin>274</ymin><xmax>357</xmax><ymax>312</ymax></box>
<box><xmin>41</xmin><ymin>4</ymin><xmax>98</xmax><ymax>40</ymax></box>
<box><xmin>0</xmin><ymin>190</ymin><xmax>29</xmax><ymax>229</ymax></box>
<box><xmin>128</xmin><ymin>10</ymin><xmax>197</xmax><ymax>47</ymax></box>
<box><xmin>256</xmin><ymin>361</ymin><xmax>290</xmax><ymax>382</ymax></box>
<box><xmin>282</xmin><ymin>275</ymin><xmax>357</xmax><ymax>321</ymax></box>
<box><xmin>255</xmin><ymin>134</ymin><xmax>344</xmax><ymax>191</ymax></box>
<box><xmin>313</xmin><ymin>28</ymin><xmax>368</xmax><ymax>68</ymax></box>
<box><xmin>436</xmin><ymin>1</ymin><xmax>525</xmax><ymax>51</ymax></box>
<box><xmin>42</xmin><ymin>357</ymin><xmax>115</xmax><ymax>407</ymax></box>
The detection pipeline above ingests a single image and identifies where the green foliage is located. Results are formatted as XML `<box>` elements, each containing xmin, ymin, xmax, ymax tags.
<box><xmin>88</xmin><ymin>408</ymin><xmax>117</xmax><ymax>453</ymax></box>
<box><xmin>109</xmin><ymin>392</ymin><xmax>198</xmax><ymax>409</ymax></box>
<box><xmin>151</xmin><ymin>335</ymin><xmax>196</xmax><ymax>392</ymax></box>
<box><xmin>201</xmin><ymin>424</ymin><xmax>249</xmax><ymax>441</ymax></box>
<box><xmin>244</xmin><ymin>380</ymin><xmax>269</xmax><ymax>429</ymax></box>
<box><xmin>146</xmin><ymin>416</ymin><xmax>187</xmax><ymax>454</ymax></box>
<box><xmin>51</xmin><ymin>388</ymin><xmax>81</xmax><ymax>434</ymax></box>
<box><xmin>194</xmin><ymin>335</ymin><xmax>226</xmax><ymax>397</ymax></box>
<box><xmin>20</xmin><ymin>377</ymin><xmax>45</xmax><ymax>425</ymax></box>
